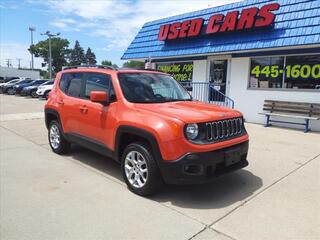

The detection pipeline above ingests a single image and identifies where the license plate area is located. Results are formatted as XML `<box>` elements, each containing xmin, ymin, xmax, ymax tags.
<box><xmin>225</xmin><ymin>148</ymin><xmax>241</xmax><ymax>167</ymax></box>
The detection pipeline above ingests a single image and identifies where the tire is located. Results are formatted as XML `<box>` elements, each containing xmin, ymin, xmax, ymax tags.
<box><xmin>31</xmin><ymin>90</ymin><xmax>37</xmax><ymax>98</ymax></box>
<box><xmin>7</xmin><ymin>88</ymin><xmax>14</xmax><ymax>95</ymax></box>
<box><xmin>121</xmin><ymin>142</ymin><xmax>162</xmax><ymax>196</ymax></box>
<box><xmin>45</xmin><ymin>91</ymin><xmax>50</xmax><ymax>100</ymax></box>
<box><xmin>48</xmin><ymin>120</ymin><xmax>70</xmax><ymax>154</ymax></box>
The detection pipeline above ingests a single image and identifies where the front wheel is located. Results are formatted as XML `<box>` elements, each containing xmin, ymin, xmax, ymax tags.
<box><xmin>31</xmin><ymin>90</ymin><xmax>37</xmax><ymax>98</ymax></box>
<box><xmin>7</xmin><ymin>88</ymin><xmax>14</xmax><ymax>95</ymax></box>
<box><xmin>121</xmin><ymin>142</ymin><xmax>162</xmax><ymax>196</ymax></box>
<box><xmin>48</xmin><ymin>120</ymin><xmax>70</xmax><ymax>154</ymax></box>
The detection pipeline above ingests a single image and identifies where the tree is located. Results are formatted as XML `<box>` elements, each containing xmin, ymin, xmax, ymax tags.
<box><xmin>101</xmin><ymin>60</ymin><xmax>118</xmax><ymax>69</ymax></box>
<box><xmin>29</xmin><ymin>37</ymin><xmax>70</xmax><ymax>74</ymax></box>
<box><xmin>101</xmin><ymin>60</ymin><xmax>112</xmax><ymax>66</ymax></box>
<box><xmin>69</xmin><ymin>40</ymin><xmax>86</xmax><ymax>66</ymax></box>
<box><xmin>85</xmin><ymin>47</ymin><xmax>97</xmax><ymax>65</ymax></box>
<box><xmin>123</xmin><ymin>60</ymin><xmax>144</xmax><ymax>68</ymax></box>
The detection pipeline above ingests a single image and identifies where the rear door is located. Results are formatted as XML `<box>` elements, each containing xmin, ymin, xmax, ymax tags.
<box><xmin>58</xmin><ymin>72</ymin><xmax>86</xmax><ymax>134</ymax></box>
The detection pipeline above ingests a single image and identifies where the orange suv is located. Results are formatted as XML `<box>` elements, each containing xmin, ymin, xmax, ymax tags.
<box><xmin>45</xmin><ymin>65</ymin><xmax>249</xmax><ymax>196</ymax></box>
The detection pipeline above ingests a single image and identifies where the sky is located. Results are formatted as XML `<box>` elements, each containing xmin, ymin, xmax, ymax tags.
<box><xmin>0</xmin><ymin>0</ymin><xmax>242</xmax><ymax>69</ymax></box>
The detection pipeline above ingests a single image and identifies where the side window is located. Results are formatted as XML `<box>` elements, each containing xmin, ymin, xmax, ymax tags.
<box><xmin>84</xmin><ymin>73</ymin><xmax>116</xmax><ymax>100</ymax></box>
<box><xmin>60</xmin><ymin>73</ymin><xmax>84</xmax><ymax>98</ymax></box>
<box><xmin>67</xmin><ymin>78</ymin><xmax>83</xmax><ymax>97</ymax></box>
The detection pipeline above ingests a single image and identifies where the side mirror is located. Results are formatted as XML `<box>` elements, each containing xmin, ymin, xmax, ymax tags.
<box><xmin>90</xmin><ymin>91</ymin><xmax>109</xmax><ymax>104</ymax></box>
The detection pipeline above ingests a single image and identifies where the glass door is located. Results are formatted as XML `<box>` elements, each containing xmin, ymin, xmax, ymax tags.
<box><xmin>209</xmin><ymin>59</ymin><xmax>228</xmax><ymax>94</ymax></box>
<box><xmin>208</xmin><ymin>59</ymin><xmax>228</xmax><ymax>102</ymax></box>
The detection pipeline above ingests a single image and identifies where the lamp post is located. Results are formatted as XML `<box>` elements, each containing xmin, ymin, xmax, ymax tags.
<box><xmin>29</xmin><ymin>27</ymin><xmax>36</xmax><ymax>70</ymax></box>
<box><xmin>41</xmin><ymin>31</ymin><xmax>60</xmax><ymax>80</ymax></box>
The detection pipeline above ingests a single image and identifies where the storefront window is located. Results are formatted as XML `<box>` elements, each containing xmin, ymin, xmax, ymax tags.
<box><xmin>249</xmin><ymin>57</ymin><xmax>284</xmax><ymax>89</ymax></box>
<box><xmin>156</xmin><ymin>62</ymin><xmax>193</xmax><ymax>82</ymax></box>
<box><xmin>249</xmin><ymin>55</ymin><xmax>320</xmax><ymax>90</ymax></box>
<box><xmin>284</xmin><ymin>55</ymin><xmax>320</xmax><ymax>90</ymax></box>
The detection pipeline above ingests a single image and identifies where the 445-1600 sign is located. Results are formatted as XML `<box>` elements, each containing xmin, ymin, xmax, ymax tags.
<box><xmin>251</xmin><ymin>64</ymin><xmax>320</xmax><ymax>79</ymax></box>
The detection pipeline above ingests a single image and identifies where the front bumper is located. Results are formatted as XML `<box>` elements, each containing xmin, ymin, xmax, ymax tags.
<box><xmin>158</xmin><ymin>141</ymin><xmax>249</xmax><ymax>185</ymax></box>
<box><xmin>36</xmin><ymin>89</ymin><xmax>45</xmax><ymax>97</ymax></box>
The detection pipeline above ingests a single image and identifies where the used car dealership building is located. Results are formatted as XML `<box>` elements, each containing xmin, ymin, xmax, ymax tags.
<box><xmin>122</xmin><ymin>0</ymin><xmax>320</xmax><ymax>131</ymax></box>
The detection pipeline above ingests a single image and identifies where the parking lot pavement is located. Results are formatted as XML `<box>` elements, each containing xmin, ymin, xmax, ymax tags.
<box><xmin>0</xmin><ymin>94</ymin><xmax>319</xmax><ymax>240</ymax></box>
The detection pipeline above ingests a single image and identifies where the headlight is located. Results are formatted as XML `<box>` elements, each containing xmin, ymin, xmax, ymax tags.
<box><xmin>185</xmin><ymin>123</ymin><xmax>199</xmax><ymax>140</ymax></box>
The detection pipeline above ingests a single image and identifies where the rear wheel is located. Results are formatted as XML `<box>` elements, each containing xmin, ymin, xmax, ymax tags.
<box><xmin>48</xmin><ymin>120</ymin><xmax>70</xmax><ymax>154</ymax></box>
<box><xmin>121</xmin><ymin>142</ymin><xmax>162</xmax><ymax>196</ymax></box>
<box><xmin>45</xmin><ymin>91</ymin><xmax>50</xmax><ymax>99</ymax></box>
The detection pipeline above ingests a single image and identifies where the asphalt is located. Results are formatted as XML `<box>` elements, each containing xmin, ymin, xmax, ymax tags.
<box><xmin>0</xmin><ymin>94</ymin><xmax>319</xmax><ymax>240</ymax></box>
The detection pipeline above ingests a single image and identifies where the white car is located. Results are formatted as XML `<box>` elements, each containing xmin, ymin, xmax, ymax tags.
<box><xmin>36</xmin><ymin>80</ymin><xmax>54</xmax><ymax>99</ymax></box>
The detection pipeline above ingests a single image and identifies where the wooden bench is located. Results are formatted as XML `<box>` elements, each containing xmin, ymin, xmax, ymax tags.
<box><xmin>259</xmin><ymin>100</ymin><xmax>320</xmax><ymax>133</ymax></box>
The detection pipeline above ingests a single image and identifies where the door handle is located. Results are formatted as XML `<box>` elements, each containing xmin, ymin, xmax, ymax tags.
<box><xmin>80</xmin><ymin>105</ymin><xmax>88</xmax><ymax>113</ymax></box>
<box><xmin>57</xmin><ymin>99</ymin><xmax>64</xmax><ymax>105</ymax></box>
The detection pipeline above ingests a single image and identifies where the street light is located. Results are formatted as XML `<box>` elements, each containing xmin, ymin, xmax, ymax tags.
<box><xmin>29</xmin><ymin>27</ymin><xmax>36</xmax><ymax>70</ymax></box>
<box><xmin>41</xmin><ymin>31</ymin><xmax>60</xmax><ymax>80</ymax></box>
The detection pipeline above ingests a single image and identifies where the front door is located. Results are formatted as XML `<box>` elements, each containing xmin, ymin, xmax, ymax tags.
<box><xmin>76</xmin><ymin>72</ymin><xmax>116</xmax><ymax>150</ymax></box>
<box><xmin>208</xmin><ymin>59</ymin><xmax>228</xmax><ymax>101</ymax></box>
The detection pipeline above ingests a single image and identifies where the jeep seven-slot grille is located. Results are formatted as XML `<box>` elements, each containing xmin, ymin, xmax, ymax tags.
<box><xmin>206</xmin><ymin>118</ymin><xmax>243</xmax><ymax>142</ymax></box>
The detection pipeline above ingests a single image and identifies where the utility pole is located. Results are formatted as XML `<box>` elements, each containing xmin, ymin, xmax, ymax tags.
<box><xmin>17</xmin><ymin>58</ymin><xmax>22</xmax><ymax>69</ymax></box>
<box><xmin>40</xmin><ymin>31</ymin><xmax>60</xmax><ymax>80</ymax></box>
<box><xmin>29</xmin><ymin>27</ymin><xmax>36</xmax><ymax>70</ymax></box>
<box><xmin>5</xmin><ymin>59</ymin><xmax>12</xmax><ymax>68</ymax></box>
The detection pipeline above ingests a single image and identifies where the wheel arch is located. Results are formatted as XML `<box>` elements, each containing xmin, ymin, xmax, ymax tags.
<box><xmin>115</xmin><ymin>126</ymin><xmax>163</xmax><ymax>164</ymax></box>
<box><xmin>45</xmin><ymin>108</ymin><xmax>62</xmax><ymax>130</ymax></box>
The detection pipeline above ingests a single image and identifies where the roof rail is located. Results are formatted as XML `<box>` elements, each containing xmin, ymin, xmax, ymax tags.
<box><xmin>62</xmin><ymin>65</ymin><xmax>117</xmax><ymax>71</ymax></box>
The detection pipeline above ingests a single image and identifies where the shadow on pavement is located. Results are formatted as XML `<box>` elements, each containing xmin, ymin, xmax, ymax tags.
<box><xmin>69</xmin><ymin>145</ymin><xmax>262</xmax><ymax>209</ymax></box>
<box><xmin>151</xmin><ymin>169</ymin><xmax>262</xmax><ymax>209</ymax></box>
<box><xmin>68</xmin><ymin>145</ymin><xmax>123</xmax><ymax>182</ymax></box>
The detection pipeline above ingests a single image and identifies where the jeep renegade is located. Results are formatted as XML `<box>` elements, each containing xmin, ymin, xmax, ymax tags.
<box><xmin>45</xmin><ymin>66</ymin><xmax>249</xmax><ymax>196</ymax></box>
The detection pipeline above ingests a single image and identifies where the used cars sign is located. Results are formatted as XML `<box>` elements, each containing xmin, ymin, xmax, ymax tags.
<box><xmin>158</xmin><ymin>3</ymin><xmax>280</xmax><ymax>41</ymax></box>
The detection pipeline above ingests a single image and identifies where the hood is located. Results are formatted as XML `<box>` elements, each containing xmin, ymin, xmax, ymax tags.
<box><xmin>134</xmin><ymin>101</ymin><xmax>242</xmax><ymax>123</ymax></box>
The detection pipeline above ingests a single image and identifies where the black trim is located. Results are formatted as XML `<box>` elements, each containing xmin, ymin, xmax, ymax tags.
<box><xmin>159</xmin><ymin>141</ymin><xmax>249</xmax><ymax>185</ymax></box>
<box><xmin>44</xmin><ymin>108</ymin><xmax>61</xmax><ymax>129</ymax></box>
<box><xmin>65</xmin><ymin>133</ymin><xmax>115</xmax><ymax>159</ymax></box>
<box><xmin>115</xmin><ymin>126</ymin><xmax>163</xmax><ymax>164</ymax></box>
<box><xmin>151</xmin><ymin>56</ymin><xmax>208</xmax><ymax>63</ymax></box>
<box><xmin>232</xmin><ymin>47</ymin><xmax>320</xmax><ymax>58</ymax></box>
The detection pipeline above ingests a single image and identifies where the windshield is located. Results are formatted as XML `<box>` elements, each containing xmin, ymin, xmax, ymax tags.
<box><xmin>118</xmin><ymin>73</ymin><xmax>192</xmax><ymax>103</ymax></box>
<box><xmin>41</xmin><ymin>81</ymin><xmax>53</xmax><ymax>86</ymax></box>
<box><xmin>7</xmin><ymin>79</ymin><xmax>20</xmax><ymax>84</ymax></box>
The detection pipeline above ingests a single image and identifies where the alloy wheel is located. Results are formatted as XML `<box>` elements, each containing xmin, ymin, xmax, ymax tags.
<box><xmin>49</xmin><ymin>124</ymin><xmax>60</xmax><ymax>149</ymax></box>
<box><xmin>124</xmin><ymin>151</ymin><xmax>148</xmax><ymax>188</ymax></box>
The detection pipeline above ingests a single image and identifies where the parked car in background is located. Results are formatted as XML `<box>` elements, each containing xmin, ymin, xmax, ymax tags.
<box><xmin>15</xmin><ymin>79</ymin><xmax>47</xmax><ymax>95</ymax></box>
<box><xmin>5</xmin><ymin>79</ymin><xmax>34</xmax><ymax>95</ymax></box>
<box><xmin>21</xmin><ymin>80</ymin><xmax>49</xmax><ymax>97</ymax></box>
<box><xmin>0</xmin><ymin>79</ymin><xmax>23</xmax><ymax>93</ymax></box>
<box><xmin>36</xmin><ymin>80</ymin><xmax>54</xmax><ymax>99</ymax></box>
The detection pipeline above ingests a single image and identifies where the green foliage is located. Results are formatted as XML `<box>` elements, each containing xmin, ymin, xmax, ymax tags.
<box><xmin>101</xmin><ymin>60</ymin><xmax>112</xmax><ymax>66</ymax></box>
<box><xmin>69</xmin><ymin>40</ymin><xmax>86</xmax><ymax>66</ymax></box>
<box><xmin>29</xmin><ymin>37</ymin><xmax>70</xmax><ymax>73</ymax></box>
<box><xmin>85</xmin><ymin>47</ymin><xmax>97</xmax><ymax>65</ymax></box>
<box><xmin>101</xmin><ymin>60</ymin><xmax>118</xmax><ymax>69</ymax></box>
<box><xmin>123</xmin><ymin>60</ymin><xmax>145</xmax><ymax>68</ymax></box>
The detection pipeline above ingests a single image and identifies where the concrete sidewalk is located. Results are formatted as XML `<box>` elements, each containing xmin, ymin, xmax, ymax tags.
<box><xmin>0</xmin><ymin>94</ymin><xmax>319</xmax><ymax>239</ymax></box>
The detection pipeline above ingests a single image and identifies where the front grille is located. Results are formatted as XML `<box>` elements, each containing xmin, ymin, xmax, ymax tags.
<box><xmin>206</xmin><ymin>118</ymin><xmax>243</xmax><ymax>142</ymax></box>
